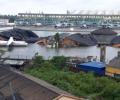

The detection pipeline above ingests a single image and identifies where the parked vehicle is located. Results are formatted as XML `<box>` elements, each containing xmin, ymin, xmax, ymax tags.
<box><xmin>54</xmin><ymin>22</ymin><xmax>73</xmax><ymax>28</ymax></box>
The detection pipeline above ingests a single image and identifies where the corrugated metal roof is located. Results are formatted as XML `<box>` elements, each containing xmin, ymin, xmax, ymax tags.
<box><xmin>109</xmin><ymin>57</ymin><xmax>120</xmax><ymax>69</ymax></box>
<box><xmin>67</xmin><ymin>33</ymin><xmax>96</xmax><ymax>46</ymax></box>
<box><xmin>0</xmin><ymin>28</ymin><xmax>39</xmax><ymax>43</ymax></box>
<box><xmin>91</xmin><ymin>28</ymin><xmax>118</xmax><ymax>35</ymax></box>
<box><xmin>0</xmin><ymin>65</ymin><xmax>78</xmax><ymax>100</ymax></box>
<box><xmin>92</xmin><ymin>35</ymin><xmax>116</xmax><ymax>45</ymax></box>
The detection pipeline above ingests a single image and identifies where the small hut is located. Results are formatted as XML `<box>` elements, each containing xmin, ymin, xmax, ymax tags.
<box><xmin>106</xmin><ymin>52</ymin><xmax>120</xmax><ymax>78</ymax></box>
<box><xmin>91</xmin><ymin>28</ymin><xmax>117</xmax><ymax>45</ymax></box>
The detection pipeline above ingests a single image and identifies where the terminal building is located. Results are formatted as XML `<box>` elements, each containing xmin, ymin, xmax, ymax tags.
<box><xmin>0</xmin><ymin>19</ymin><xmax>9</xmax><ymax>26</ymax></box>
<box><xmin>15</xmin><ymin>12</ymin><xmax>120</xmax><ymax>26</ymax></box>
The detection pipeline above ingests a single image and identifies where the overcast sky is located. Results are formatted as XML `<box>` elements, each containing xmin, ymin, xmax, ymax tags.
<box><xmin>0</xmin><ymin>0</ymin><xmax>120</xmax><ymax>15</ymax></box>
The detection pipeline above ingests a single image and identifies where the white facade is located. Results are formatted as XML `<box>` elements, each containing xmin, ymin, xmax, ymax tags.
<box><xmin>0</xmin><ymin>19</ymin><xmax>9</xmax><ymax>26</ymax></box>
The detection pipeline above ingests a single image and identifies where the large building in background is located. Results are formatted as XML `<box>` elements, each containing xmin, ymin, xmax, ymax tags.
<box><xmin>15</xmin><ymin>12</ymin><xmax>120</xmax><ymax>27</ymax></box>
<box><xmin>0</xmin><ymin>19</ymin><xmax>9</xmax><ymax>26</ymax></box>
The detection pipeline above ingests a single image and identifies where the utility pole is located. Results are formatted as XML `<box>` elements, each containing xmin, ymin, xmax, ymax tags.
<box><xmin>100</xmin><ymin>45</ymin><xmax>106</xmax><ymax>63</ymax></box>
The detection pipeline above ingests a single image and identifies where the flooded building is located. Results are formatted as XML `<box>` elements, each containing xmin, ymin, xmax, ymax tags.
<box><xmin>0</xmin><ymin>28</ymin><xmax>39</xmax><ymax>43</ymax></box>
<box><xmin>37</xmin><ymin>37</ymin><xmax>49</xmax><ymax>45</ymax></box>
<box><xmin>62</xmin><ymin>33</ymin><xmax>96</xmax><ymax>47</ymax></box>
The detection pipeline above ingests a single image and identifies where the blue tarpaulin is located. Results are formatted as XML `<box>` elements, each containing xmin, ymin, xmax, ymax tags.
<box><xmin>77</xmin><ymin>62</ymin><xmax>105</xmax><ymax>75</ymax></box>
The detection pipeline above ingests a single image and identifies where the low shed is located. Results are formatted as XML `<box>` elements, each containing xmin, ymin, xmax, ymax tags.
<box><xmin>106</xmin><ymin>53</ymin><xmax>120</xmax><ymax>78</ymax></box>
<box><xmin>77</xmin><ymin>62</ymin><xmax>105</xmax><ymax>75</ymax></box>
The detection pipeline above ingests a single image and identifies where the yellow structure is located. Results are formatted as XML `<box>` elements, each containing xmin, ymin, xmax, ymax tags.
<box><xmin>106</xmin><ymin>66</ymin><xmax>120</xmax><ymax>76</ymax></box>
<box><xmin>106</xmin><ymin>52</ymin><xmax>120</xmax><ymax>78</ymax></box>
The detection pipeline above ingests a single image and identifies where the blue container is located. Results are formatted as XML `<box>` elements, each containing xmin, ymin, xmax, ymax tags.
<box><xmin>77</xmin><ymin>62</ymin><xmax>105</xmax><ymax>75</ymax></box>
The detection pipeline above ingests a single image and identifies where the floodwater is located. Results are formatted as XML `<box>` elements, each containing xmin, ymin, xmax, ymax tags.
<box><xmin>0</xmin><ymin>29</ymin><xmax>120</xmax><ymax>64</ymax></box>
<box><xmin>1</xmin><ymin>43</ymin><xmax>119</xmax><ymax>64</ymax></box>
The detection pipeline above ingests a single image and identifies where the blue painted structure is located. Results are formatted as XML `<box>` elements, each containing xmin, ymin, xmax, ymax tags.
<box><xmin>77</xmin><ymin>62</ymin><xmax>105</xmax><ymax>75</ymax></box>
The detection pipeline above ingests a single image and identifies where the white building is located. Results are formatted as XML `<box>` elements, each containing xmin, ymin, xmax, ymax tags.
<box><xmin>0</xmin><ymin>19</ymin><xmax>9</xmax><ymax>26</ymax></box>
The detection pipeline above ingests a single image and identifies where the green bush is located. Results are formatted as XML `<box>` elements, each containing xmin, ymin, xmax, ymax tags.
<box><xmin>25</xmin><ymin>56</ymin><xmax>120</xmax><ymax>99</ymax></box>
<box><xmin>99</xmin><ymin>83</ymin><xmax>120</xmax><ymax>100</ymax></box>
<box><xmin>51</xmin><ymin>56</ymin><xmax>68</xmax><ymax>69</ymax></box>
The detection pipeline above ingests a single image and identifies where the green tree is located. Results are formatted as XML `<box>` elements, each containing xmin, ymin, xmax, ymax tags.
<box><xmin>54</xmin><ymin>33</ymin><xmax>60</xmax><ymax>48</ymax></box>
<box><xmin>40</xmin><ymin>61</ymin><xmax>54</xmax><ymax>69</ymax></box>
<box><xmin>51</xmin><ymin>56</ymin><xmax>67</xmax><ymax>69</ymax></box>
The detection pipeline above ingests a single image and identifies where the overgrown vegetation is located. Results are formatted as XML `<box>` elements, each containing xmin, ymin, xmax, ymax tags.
<box><xmin>25</xmin><ymin>55</ymin><xmax>120</xmax><ymax>100</ymax></box>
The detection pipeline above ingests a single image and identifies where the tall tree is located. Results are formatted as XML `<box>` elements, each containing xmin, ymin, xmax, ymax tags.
<box><xmin>54</xmin><ymin>33</ymin><xmax>60</xmax><ymax>48</ymax></box>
